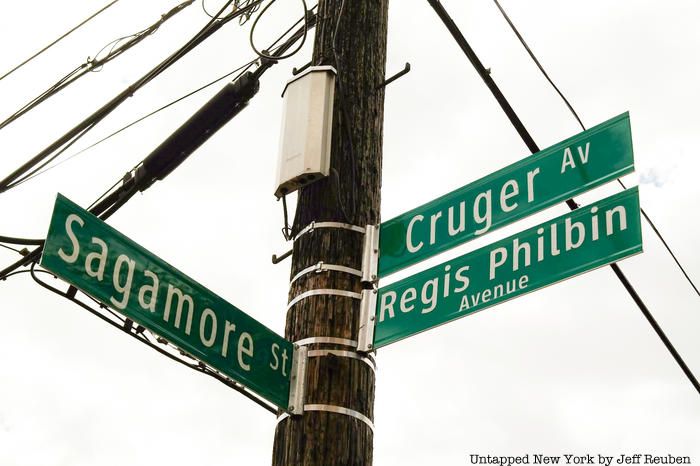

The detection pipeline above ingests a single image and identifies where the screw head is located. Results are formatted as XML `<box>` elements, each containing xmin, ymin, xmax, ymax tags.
<box><xmin>367</xmin><ymin>344</ymin><xmax>373</xmax><ymax>349</ymax></box>
<box><xmin>288</xmin><ymin>405</ymin><xmax>295</xmax><ymax>412</ymax></box>
<box><xmin>370</xmin><ymin>315</ymin><xmax>375</xmax><ymax>321</ymax></box>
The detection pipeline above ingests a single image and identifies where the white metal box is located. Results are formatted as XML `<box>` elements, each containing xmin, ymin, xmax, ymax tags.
<box><xmin>274</xmin><ymin>66</ymin><xmax>336</xmax><ymax>198</ymax></box>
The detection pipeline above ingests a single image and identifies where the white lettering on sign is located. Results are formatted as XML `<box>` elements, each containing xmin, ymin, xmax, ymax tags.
<box><xmin>164</xmin><ymin>285</ymin><xmax>194</xmax><ymax>335</ymax></box>
<box><xmin>138</xmin><ymin>270</ymin><xmax>159</xmax><ymax>312</ymax></box>
<box><xmin>54</xmin><ymin>214</ymin><xmax>291</xmax><ymax>378</ymax></box>
<box><xmin>381</xmin><ymin>199</ymin><xmax>632</xmax><ymax>327</ymax></box>
<box><xmin>561</xmin><ymin>142</ymin><xmax>591</xmax><ymax>173</ymax></box>
<box><xmin>238</xmin><ymin>332</ymin><xmax>254</xmax><ymax>371</ymax></box>
<box><xmin>85</xmin><ymin>237</ymin><xmax>108</xmax><ymax>280</ymax></box>
<box><xmin>270</xmin><ymin>343</ymin><xmax>289</xmax><ymax>377</ymax></box>
<box><xmin>489</xmin><ymin>205</ymin><xmax>627</xmax><ymax>280</ymax></box>
<box><xmin>403</xmin><ymin>169</ymin><xmax>541</xmax><ymax>256</ymax></box>
<box><xmin>111</xmin><ymin>254</ymin><xmax>135</xmax><ymax>310</ymax></box>
<box><xmin>378</xmin><ymin>264</ymin><xmax>471</xmax><ymax>322</ymax></box>
<box><xmin>406</xmin><ymin>215</ymin><xmax>424</xmax><ymax>253</ymax></box>
<box><xmin>459</xmin><ymin>275</ymin><xmax>529</xmax><ymax>311</ymax></box>
<box><xmin>58</xmin><ymin>214</ymin><xmax>83</xmax><ymax>263</ymax></box>
<box><xmin>199</xmin><ymin>308</ymin><xmax>217</xmax><ymax>348</ymax></box>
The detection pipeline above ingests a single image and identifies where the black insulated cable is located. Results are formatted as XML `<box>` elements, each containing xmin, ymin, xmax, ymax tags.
<box><xmin>425</xmin><ymin>0</ymin><xmax>700</xmax><ymax>396</ymax></box>
<box><xmin>491</xmin><ymin>0</ymin><xmax>700</xmax><ymax>300</ymax></box>
<box><xmin>426</xmin><ymin>0</ymin><xmax>538</xmax><ymax>154</ymax></box>
<box><xmin>134</xmin><ymin>72</ymin><xmax>259</xmax><ymax>191</ymax></box>
<box><xmin>0</xmin><ymin>12</ymin><xmax>312</xmax><ymax>281</ymax></box>
<box><xmin>0</xmin><ymin>0</ymin><xmax>195</xmax><ymax>131</ymax></box>
<box><xmin>0</xmin><ymin>1</ymin><xmax>120</xmax><ymax>82</ymax></box>
<box><xmin>7</xmin><ymin>5</ymin><xmax>319</xmax><ymax>189</ymax></box>
<box><xmin>0</xmin><ymin>0</ymin><xmax>263</xmax><ymax>194</ymax></box>
<box><xmin>0</xmin><ymin>235</ymin><xmax>44</xmax><ymax>246</ymax></box>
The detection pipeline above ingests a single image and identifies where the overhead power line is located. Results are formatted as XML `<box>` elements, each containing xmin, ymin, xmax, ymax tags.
<box><xmin>0</xmin><ymin>6</ymin><xmax>317</xmax><ymax>413</ymax></box>
<box><xmin>425</xmin><ymin>0</ymin><xmax>700</xmax><ymax>396</ymax></box>
<box><xmin>491</xmin><ymin>0</ymin><xmax>700</xmax><ymax>300</ymax></box>
<box><xmin>8</xmin><ymin>5</ymin><xmax>318</xmax><ymax>191</ymax></box>
<box><xmin>0</xmin><ymin>9</ymin><xmax>315</xmax><ymax>282</ymax></box>
<box><xmin>249</xmin><ymin>0</ymin><xmax>310</xmax><ymax>61</ymax></box>
<box><xmin>0</xmin><ymin>0</ymin><xmax>264</xmax><ymax>195</ymax></box>
<box><xmin>0</xmin><ymin>0</ymin><xmax>195</xmax><ymax>132</ymax></box>
<box><xmin>10</xmin><ymin>61</ymin><xmax>257</xmax><ymax>189</ymax></box>
<box><xmin>0</xmin><ymin>70</ymin><xmax>259</xmax><ymax>281</ymax></box>
<box><xmin>0</xmin><ymin>235</ymin><xmax>44</xmax><ymax>245</ymax></box>
<box><xmin>0</xmin><ymin>243</ymin><xmax>23</xmax><ymax>254</ymax></box>
<box><xmin>0</xmin><ymin>1</ymin><xmax>121</xmax><ymax>83</ymax></box>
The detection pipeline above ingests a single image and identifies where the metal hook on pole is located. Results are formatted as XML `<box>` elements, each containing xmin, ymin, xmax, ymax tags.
<box><xmin>377</xmin><ymin>62</ymin><xmax>411</xmax><ymax>90</ymax></box>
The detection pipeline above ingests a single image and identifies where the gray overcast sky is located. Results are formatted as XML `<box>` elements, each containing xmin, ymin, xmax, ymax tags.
<box><xmin>1</xmin><ymin>1</ymin><xmax>699</xmax><ymax>465</ymax></box>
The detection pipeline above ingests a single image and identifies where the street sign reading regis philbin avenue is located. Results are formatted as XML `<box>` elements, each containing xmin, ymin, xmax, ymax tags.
<box><xmin>374</xmin><ymin>187</ymin><xmax>642</xmax><ymax>348</ymax></box>
<box><xmin>41</xmin><ymin>194</ymin><xmax>293</xmax><ymax>409</ymax></box>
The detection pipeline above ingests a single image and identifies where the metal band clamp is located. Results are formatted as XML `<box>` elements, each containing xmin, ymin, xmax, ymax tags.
<box><xmin>304</xmin><ymin>404</ymin><xmax>374</xmax><ymax>433</ymax></box>
<box><xmin>289</xmin><ymin>261</ymin><xmax>362</xmax><ymax>286</ymax></box>
<box><xmin>293</xmin><ymin>221</ymin><xmax>366</xmax><ymax>242</ymax></box>
<box><xmin>307</xmin><ymin>349</ymin><xmax>377</xmax><ymax>373</ymax></box>
<box><xmin>287</xmin><ymin>288</ymin><xmax>362</xmax><ymax>311</ymax></box>
<box><xmin>278</xmin><ymin>405</ymin><xmax>374</xmax><ymax>433</ymax></box>
<box><xmin>294</xmin><ymin>336</ymin><xmax>358</xmax><ymax>348</ymax></box>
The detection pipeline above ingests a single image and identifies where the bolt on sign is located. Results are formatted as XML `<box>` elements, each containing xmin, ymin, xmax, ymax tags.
<box><xmin>379</xmin><ymin>112</ymin><xmax>634</xmax><ymax>277</ymax></box>
<box><xmin>374</xmin><ymin>187</ymin><xmax>642</xmax><ymax>348</ymax></box>
<box><xmin>41</xmin><ymin>194</ymin><xmax>294</xmax><ymax>409</ymax></box>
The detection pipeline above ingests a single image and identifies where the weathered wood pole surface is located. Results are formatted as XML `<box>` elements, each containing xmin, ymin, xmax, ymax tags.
<box><xmin>272</xmin><ymin>1</ymin><xmax>389</xmax><ymax>465</ymax></box>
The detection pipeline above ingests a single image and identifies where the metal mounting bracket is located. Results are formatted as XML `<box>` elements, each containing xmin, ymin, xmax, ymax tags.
<box><xmin>287</xmin><ymin>345</ymin><xmax>308</xmax><ymax>415</ymax></box>
<box><xmin>357</xmin><ymin>288</ymin><xmax>378</xmax><ymax>353</ymax></box>
<box><xmin>361</xmin><ymin>224</ymin><xmax>380</xmax><ymax>285</ymax></box>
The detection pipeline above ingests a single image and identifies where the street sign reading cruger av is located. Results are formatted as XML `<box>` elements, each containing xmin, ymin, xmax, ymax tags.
<box><xmin>374</xmin><ymin>187</ymin><xmax>642</xmax><ymax>348</ymax></box>
<box><xmin>379</xmin><ymin>112</ymin><xmax>634</xmax><ymax>277</ymax></box>
<box><xmin>41</xmin><ymin>194</ymin><xmax>294</xmax><ymax>410</ymax></box>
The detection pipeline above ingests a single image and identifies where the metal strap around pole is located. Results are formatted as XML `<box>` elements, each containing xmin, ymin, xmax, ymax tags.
<box><xmin>294</xmin><ymin>336</ymin><xmax>358</xmax><ymax>348</ymax></box>
<box><xmin>307</xmin><ymin>349</ymin><xmax>377</xmax><ymax>373</ymax></box>
<box><xmin>304</xmin><ymin>404</ymin><xmax>374</xmax><ymax>433</ymax></box>
<box><xmin>286</xmin><ymin>289</ymin><xmax>362</xmax><ymax>311</ymax></box>
<box><xmin>289</xmin><ymin>262</ymin><xmax>362</xmax><ymax>286</ymax></box>
<box><xmin>276</xmin><ymin>401</ymin><xmax>375</xmax><ymax>433</ymax></box>
<box><xmin>293</xmin><ymin>221</ymin><xmax>366</xmax><ymax>242</ymax></box>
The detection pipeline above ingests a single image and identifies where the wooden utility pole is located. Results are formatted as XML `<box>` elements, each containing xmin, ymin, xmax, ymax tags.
<box><xmin>272</xmin><ymin>1</ymin><xmax>389</xmax><ymax>465</ymax></box>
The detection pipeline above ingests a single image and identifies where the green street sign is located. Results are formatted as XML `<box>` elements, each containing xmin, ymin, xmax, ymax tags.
<box><xmin>374</xmin><ymin>187</ymin><xmax>642</xmax><ymax>348</ymax></box>
<box><xmin>41</xmin><ymin>194</ymin><xmax>294</xmax><ymax>410</ymax></box>
<box><xmin>379</xmin><ymin>112</ymin><xmax>634</xmax><ymax>277</ymax></box>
